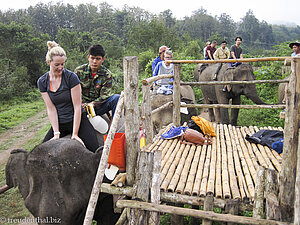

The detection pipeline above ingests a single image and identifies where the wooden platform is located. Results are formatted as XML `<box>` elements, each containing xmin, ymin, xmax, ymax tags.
<box><xmin>144</xmin><ymin>124</ymin><xmax>283</xmax><ymax>202</ymax></box>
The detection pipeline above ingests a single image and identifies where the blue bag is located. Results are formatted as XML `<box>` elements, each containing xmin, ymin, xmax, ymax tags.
<box><xmin>271</xmin><ymin>138</ymin><xmax>284</xmax><ymax>154</ymax></box>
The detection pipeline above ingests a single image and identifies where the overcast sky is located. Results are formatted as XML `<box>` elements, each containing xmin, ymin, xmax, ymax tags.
<box><xmin>1</xmin><ymin>0</ymin><xmax>299</xmax><ymax>26</ymax></box>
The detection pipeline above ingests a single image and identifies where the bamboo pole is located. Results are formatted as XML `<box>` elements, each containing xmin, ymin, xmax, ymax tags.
<box><xmin>160</xmin><ymin>141</ymin><xmax>182</xmax><ymax>187</ymax></box>
<box><xmin>176</xmin><ymin>145</ymin><xmax>196</xmax><ymax>194</ymax></box>
<box><xmin>173</xmin><ymin>64</ymin><xmax>181</xmax><ymax>127</ymax></box>
<box><xmin>250</xmin><ymin>126</ymin><xmax>275</xmax><ymax>170</ymax></box>
<box><xmin>215</xmin><ymin>124</ymin><xmax>222</xmax><ymax>198</ymax></box>
<box><xmin>207</xmin><ymin>136</ymin><xmax>217</xmax><ymax>195</ymax></box>
<box><xmin>163</xmin><ymin>144</ymin><xmax>187</xmax><ymax>192</ymax></box>
<box><xmin>240</xmin><ymin>127</ymin><xmax>259</xmax><ymax>171</ymax></box>
<box><xmin>83</xmin><ymin>92</ymin><xmax>124</xmax><ymax>225</ymax></box>
<box><xmin>123</xmin><ymin>56</ymin><xmax>140</xmax><ymax>186</ymax></box>
<box><xmin>224</xmin><ymin>124</ymin><xmax>241</xmax><ymax>200</ymax></box>
<box><xmin>231</xmin><ymin>126</ymin><xmax>255</xmax><ymax>200</ymax></box>
<box><xmin>166</xmin><ymin>57</ymin><xmax>292</xmax><ymax>64</ymax></box>
<box><xmin>142</xmin><ymin>74</ymin><xmax>173</xmax><ymax>85</ymax></box>
<box><xmin>220</xmin><ymin>124</ymin><xmax>231</xmax><ymax>198</ymax></box>
<box><xmin>192</xmin><ymin>145</ymin><xmax>206</xmax><ymax>196</ymax></box>
<box><xmin>236</xmin><ymin>127</ymin><xmax>257</xmax><ymax>186</ymax></box>
<box><xmin>153</xmin><ymin>122</ymin><xmax>173</xmax><ymax>142</ymax></box>
<box><xmin>161</xmin><ymin>139</ymin><xmax>178</xmax><ymax>169</ymax></box>
<box><xmin>182</xmin><ymin>103</ymin><xmax>285</xmax><ymax>110</ymax></box>
<box><xmin>142</xmin><ymin>84</ymin><xmax>154</xmax><ymax>144</ymax></box>
<box><xmin>184</xmin><ymin>144</ymin><xmax>202</xmax><ymax>195</ymax></box>
<box><xmin>253</xmin><ymin>166</ymin><xmax>266</xmax><ymax>219</ymax></box>
<box><xmin>181</xmin><ymin>79</ymin><xmax>289</xmax><ymax>86</ymax></box>
<box><xmin>243</xmin><ymin>127</ymin><xmax>268</xmax><ymax>168</ymax></box>
<box><xmin>116</xmin><ymin>200</ymin><xmax>292</xmax><ymax>225</ymax></box>
<box><xmin>160</xmin><ymin>139</ymin><xmax>173</xmax><ymax>160</ymax></box>
<box><xmin>199</xmin><ymin>144</ymin><xmax>212</xmax><ymax>197</ymax></box>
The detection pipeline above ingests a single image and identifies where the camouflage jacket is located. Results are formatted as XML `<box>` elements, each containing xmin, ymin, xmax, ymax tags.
<box><xmin>74</xmin><ymin>63</ymin><xmax>113</xmax><ymax>103</ymax></box>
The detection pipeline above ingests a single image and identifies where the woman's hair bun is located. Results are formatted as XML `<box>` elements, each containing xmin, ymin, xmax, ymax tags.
<box><xmin>47</xmin><ymin>41</ymin><xmax>59</xmax><ymax>50</ymax></box>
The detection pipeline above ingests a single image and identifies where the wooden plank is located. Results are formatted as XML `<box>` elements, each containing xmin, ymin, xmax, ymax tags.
<box><xmin>142</xmin><ymin>84</ymin><xmax>153</xmax><ymax>144</ymax></box>
<box><xmin>117</xmin><ymin>200</ymin><xmax>292</xmax><ymax>225</ymax></box>
<box><xmin>150</xmin><ymin>150</ymin><xmax>161</xmax><ymax>225</ymax></box>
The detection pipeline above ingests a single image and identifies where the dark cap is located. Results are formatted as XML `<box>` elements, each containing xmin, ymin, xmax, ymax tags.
<box><xmin>289</xmin><ymin>40</ymin><xmax>300</xmax><ymax>49</ymax></box>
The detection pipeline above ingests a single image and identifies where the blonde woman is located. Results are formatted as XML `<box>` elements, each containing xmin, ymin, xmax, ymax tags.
<box><xmin>37</xmin><ymin>41</ymin><xmax>99</xmax><ymax>152</ymax></box>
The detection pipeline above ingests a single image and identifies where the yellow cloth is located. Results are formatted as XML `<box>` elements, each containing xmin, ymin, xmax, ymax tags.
<box><xmin>191</xmin><ymin>116</ymin><xmax>216</xmax><ymax>137</ymax></box>
<box><xmin>213</xmin><ymin>47</ymin><xmax>230</xmax><ymax>60</ymax></box>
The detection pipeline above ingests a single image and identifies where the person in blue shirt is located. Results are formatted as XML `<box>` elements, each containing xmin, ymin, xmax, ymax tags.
<box><xmin>289</xmin><ymin>41</ymin><xmax>300</xmax><ymax>56</ymax></box>
<box><xmin>152</xmin><ymin>45</ymin><xmax>170</xmax><ymax>73</ymax></box>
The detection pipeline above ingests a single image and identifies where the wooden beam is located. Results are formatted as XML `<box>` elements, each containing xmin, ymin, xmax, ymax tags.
<box><xmin>173</xmin><ymin>64</ymin><xmax>181</xmax><ymax>127</ymax></box>
<box><xmin>151</xmin><ymin>101</ymin><xmax>173</xmax><ymax>115</ymax></box>
<box><xmin>279</xmin><ymin>58</ymin><xmax>300</xmax><ymax>222</ymax></box>
<box><xmin>142</xmin><ymin>74</ymin><xmax>174</xmax><ymax>85</ymax></box>
<box><xmin>294</xmin><ymin>129</ymin><xmax>300</xmax><ymax>224</ymax></box>
<box><xmin>142</xmin><ymin>84</ymin><xmax>153</xmax><ymax>144</ymax></box>
<box><xmin>183</xmin><ymin>103</ymin><xmax>285</xmax><ymax>110</ymax></box>
<box><xmin>116</xmin><ymin>200</ymin><xmax>292</xmax><ymax>225</ymax></box>
<box><xmin>166</xmin><ymin>57</ymin><xmax>293</xmax><ymax>64</ymax></box>
<box><xmin>181</xmin><ymin>80</ymin><xmax>289</xmax><ymax>86</ymax></box>
<box><xmin>123</xmin><ymin>56</ymin><xmax>140</xmax><ymax>186</ymax></box>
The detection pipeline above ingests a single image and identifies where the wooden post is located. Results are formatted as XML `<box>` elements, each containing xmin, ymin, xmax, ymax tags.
<box><xmin>253</xmin><ymin>166</ymin><xmax>266</xmax><ymax>219</ymax></box>
<box><xmin>150</xmin><ymin>150</ymin><xmax>161</xmax><ymax>225</ymax></box>
<box><xmin>279</xmin><ymin>58</ymin><xmax>300</xmax><ymax>222</ymax></box>
<box><xmin>265</xmin><ymin>169</ymin><xmax>281</xmax><ymax>221</ymax></box>
<box><xmin>203</xmin><ymin>194</ymin><xmax>214</xmax><ymax>225</ymax></box>
<box><xmin>129</xmin><ymin>151</ymin><xmax>154</xmax><ymax>224</ymax></box>
<box><xmin>225</xmin><ymin>199</ymin><xmax>240</xmax><ymax>225</ymax></box>
<box><xmin>294</xmin><ymin>130</ymin><xmax>300</xmax><ymax>224</ymax></box>
<box><xmin>123</xmin><ymin>56</ymin><xmax>140</xmax><ymax>186</ymax></box>
<box><xmin>142</xmin><ymin>84</ymin><xmax>154</xmax><ymax>144</ymax></box>
<box><xmin>173</xmin><ymin>64</ymin><xmax>181</xmax><ymax>127</ymax></box>
<box><xmin>83</xmin><ymin>92</ymin><xmax>124</xmax><ymax>225</ymax></box>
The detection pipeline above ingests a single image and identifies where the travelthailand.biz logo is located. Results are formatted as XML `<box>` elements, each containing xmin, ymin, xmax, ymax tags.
<box><xmin>0</xmin><ymin>216</ymin><xmax>61</xmax><ymax>224</ymax></box>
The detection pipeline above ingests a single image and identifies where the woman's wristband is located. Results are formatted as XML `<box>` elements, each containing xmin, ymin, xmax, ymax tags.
<box><xmin>53</xmin><ymin>131</ymin><xmax>60</xmax><ymax>136</ymax></box>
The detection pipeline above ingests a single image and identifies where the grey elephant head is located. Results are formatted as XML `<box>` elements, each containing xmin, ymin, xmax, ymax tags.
<box><xmin>5</xmin><ymin>139</ymin><xmax>119</xmax><ymax>225</ymax></box>
<box><xmin>222</xmin><ymin>64</ymin><xmax>265</xmax><ymax>104</ymax></box>
<box><xmin>151</xmin><ymin>85</ymin><xmax>197</xmax><ymax>134</ymax></box>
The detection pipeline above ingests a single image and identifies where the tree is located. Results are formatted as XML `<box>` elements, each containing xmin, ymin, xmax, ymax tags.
<box><xmin>237</xmin><ymin>10</ymin><xmax>260</xmax><ymax>46</ymax></box>
<box><xmin>217</xmin><ymin>13</ymin><xmax>236</xmax><ymax>42</ymax></box>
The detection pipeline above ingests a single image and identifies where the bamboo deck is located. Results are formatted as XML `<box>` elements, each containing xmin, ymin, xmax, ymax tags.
<box><xmin>145</xmin><ymin>124</ymin><xmax>283</xmax><ymax>202</ymax></box>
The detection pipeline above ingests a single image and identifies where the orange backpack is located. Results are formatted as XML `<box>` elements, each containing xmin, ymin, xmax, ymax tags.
<box><xmin>191</xmin><ymin>116</ymin><xmax>216</xmax><ymax>137</ymax></box>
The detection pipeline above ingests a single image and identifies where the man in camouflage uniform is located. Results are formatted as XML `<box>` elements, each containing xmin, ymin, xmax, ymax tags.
<box><xmin>74</xmin><ymin>44</ymin><xmax>120</xmax><ymax>117</ymax></box>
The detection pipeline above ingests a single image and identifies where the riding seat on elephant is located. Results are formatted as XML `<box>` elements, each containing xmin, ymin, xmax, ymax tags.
<box><xmin>194</xmin><ymin>63</ymin><xmax>266</xmax><ymax>125</ymax></box>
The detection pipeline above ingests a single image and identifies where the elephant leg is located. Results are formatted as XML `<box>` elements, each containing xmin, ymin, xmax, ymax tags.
<box><xmin>204</xmin><ymin>98</ymin><xmax>215</xmax><ymax>122</ymax></box>
<box><xmin>230</xmin><ymin>95</ymin><xmax>241</xmax><ymax>125</ymax></box>
<box><xmin>214</xmin><ymin>107</ymin><xmax>221</xmax><ymax>124</ymax></box>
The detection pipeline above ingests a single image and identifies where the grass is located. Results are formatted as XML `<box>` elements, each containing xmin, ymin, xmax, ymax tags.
<box><xmin>0</xmin><ymin>89</ymin><xmax>45</xmax><ymax>135</ymax></box>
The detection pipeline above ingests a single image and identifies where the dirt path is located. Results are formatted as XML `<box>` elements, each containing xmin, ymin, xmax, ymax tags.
<box><xmin>0</xmin><ymin>109</ymin><xmax>48</xmax><ymax>165</ymax></box>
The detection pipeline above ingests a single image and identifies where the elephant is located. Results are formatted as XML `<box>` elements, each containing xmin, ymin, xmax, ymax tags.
<box><xmin>151</xmin><ymin>85</ymin><xmax>197</xmax><ymax>134</ymax></box>
<box><xmin>5</xmin><ymin>139</ymin><xmax>120</xmax><ymax>225</ymax></box>
<box><xmin>194</xmin><ymin>63</ymin><xmax>266</xmax><ymax>125</ymax></box>
<box><xmin>278</xmin><ymin>75</ymin><xmax>290</xmax><ymax>104</ymax></box>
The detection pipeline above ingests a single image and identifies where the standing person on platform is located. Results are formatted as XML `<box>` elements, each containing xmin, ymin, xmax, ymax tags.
<box><xmin>228</xmin><ymin>37</ymin><xmax>243</xmax><ymax>67</ymax></box>
<box><xmin>74</xmin><ymin>44</ymin><xmax>120</xmax><ymax>119</ymax></box>
<box><xmin>152</xmin><ymin>45</ymin><xmax>170</xmax><ymax>73</ymax></box>
<box><xmin>37</xmin><ymin>41</ymin><xmax>99</xmax><ymax>152</ymax></box>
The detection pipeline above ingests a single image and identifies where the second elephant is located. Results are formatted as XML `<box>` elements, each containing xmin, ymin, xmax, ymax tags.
<box><xmin>194</xmin><ymin>63</ymin><xmax>266</xmax><ymax>125</ymax></box>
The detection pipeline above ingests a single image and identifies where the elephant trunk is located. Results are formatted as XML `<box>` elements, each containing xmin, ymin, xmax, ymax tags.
<box><xmin>246</xmin><ymin>87</ymin><xmax>267</xmax><ymax>105</ymax></box>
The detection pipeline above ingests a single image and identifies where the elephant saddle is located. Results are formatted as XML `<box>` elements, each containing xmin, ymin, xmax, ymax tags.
<box><xmin>180</xmin><ymin>128</ymin><xmax>212</xmax><ymax>146</ymax></box>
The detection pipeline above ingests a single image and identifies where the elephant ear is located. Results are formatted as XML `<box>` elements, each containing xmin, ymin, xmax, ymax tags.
<box><xmin>223</xmin><ymin>68</ymin><xmax>235</xmax><ymax>92</ymax></box>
